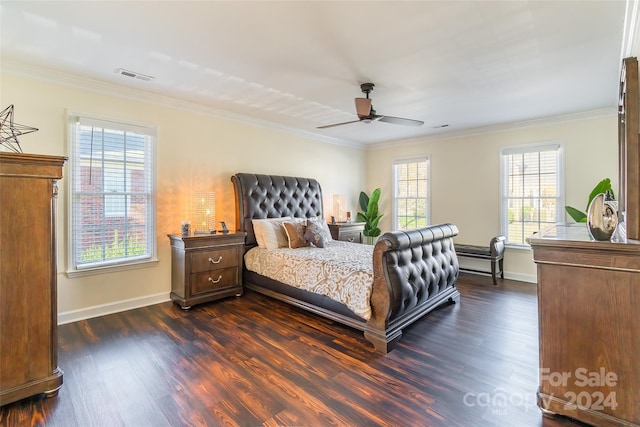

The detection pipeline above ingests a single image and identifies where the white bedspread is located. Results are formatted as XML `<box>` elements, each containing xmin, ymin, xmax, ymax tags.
<box><xmin>244</xmin><ymin>240</ymin><xmax>374</xmax><ymax>320</ymax></box>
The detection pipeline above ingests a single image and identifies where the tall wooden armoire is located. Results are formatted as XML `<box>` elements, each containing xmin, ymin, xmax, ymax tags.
<box><xmin>0</xmin><ymin>152</ymin><xmax>66</xmax><ymax>406</ymax></box>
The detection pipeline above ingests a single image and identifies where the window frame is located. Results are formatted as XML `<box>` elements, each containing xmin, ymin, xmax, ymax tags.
<box><xmin>500</xmin><ymin>141</ymin><xmax>565</xmax><ymax>248</ymax></box>
<box><xmin>66</xmin><ymin>112</ymin><xmax>158</xmax><ymax>277</ymax></box>
<box><xmin>392</xmin><ymin>156</ymin><xmax>430</xmax><ymax>231</ymax></box>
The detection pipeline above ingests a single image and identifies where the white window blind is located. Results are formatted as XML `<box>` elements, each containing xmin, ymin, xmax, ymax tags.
<box><xmin>68</xmin><ymin>114</ymin><xmax>156</xmax><ymax>273</ymax></box>
<box><xmin>393</xmin><ymin>157</ymin><xmax>429</xmax><ymax>230</ymax></box>
<box><xmin>500</xmin><ymin>143</ymin><xmax>564</xmax><ymax>246</ymax></box>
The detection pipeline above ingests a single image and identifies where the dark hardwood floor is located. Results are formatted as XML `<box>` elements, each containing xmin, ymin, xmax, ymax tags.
<box><xmin>1</xmin><ymin>273</ymin><xmax>588</xmax><ymax>427</ymax></box>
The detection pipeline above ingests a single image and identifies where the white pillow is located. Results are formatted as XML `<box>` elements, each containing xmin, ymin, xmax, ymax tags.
<box><xmin>252</xmin><ymin>217</ymin><xmax>291</xmax><ymax>249</ymax></box>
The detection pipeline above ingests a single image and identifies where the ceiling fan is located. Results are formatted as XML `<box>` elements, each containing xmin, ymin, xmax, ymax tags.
<box><xmin>317</xmin><ymin>83</ymin><xmax>424</xmax><ymax>129</ymax></box>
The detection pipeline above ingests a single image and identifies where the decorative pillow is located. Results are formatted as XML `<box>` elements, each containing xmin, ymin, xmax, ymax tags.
<box><xmin>252</xmin><ymin>217</ymin><xmax>291</xmax><ymax>249</ymax></box>
<box><xmin>304</xmin><ymin>220</ymin><xmax>328</xmax><ymax>248</ymax></box>
<box><xmin>283</xmin><ymin>220</ymin><xmax>307</xmax><ymax>249</ymax></box>
<box><xmin>306</xmin><ymin>216</ymin><xmax>332</xmax><ymax>241</ymax></box>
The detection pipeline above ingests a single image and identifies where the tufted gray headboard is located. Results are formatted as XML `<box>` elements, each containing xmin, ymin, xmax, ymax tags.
<box><xmin>231</xmin><ymin>173</ymin><xmax>324</xmax><ymax>248</ymax></box>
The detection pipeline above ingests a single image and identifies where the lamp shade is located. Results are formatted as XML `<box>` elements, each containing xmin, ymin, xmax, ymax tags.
<box><xmin>194</xmin><ymin>192</ymin><xmax>215</xmax><ymax>233</ymax></box>
<box><xmin>333</xmin><ymin>194</ymin><xmax>347</xmax><ymax>222</ymax></box>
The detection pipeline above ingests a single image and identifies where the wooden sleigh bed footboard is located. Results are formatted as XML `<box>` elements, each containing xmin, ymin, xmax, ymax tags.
<box><xmin>232</xmin><ymin>173</ymin><xmax>460</xmax><ymax>353</ymax></box>
<box><xmin>367</xmin><ymin>224</ymin><xmax>460</xmax><ymax>352</ymax></box>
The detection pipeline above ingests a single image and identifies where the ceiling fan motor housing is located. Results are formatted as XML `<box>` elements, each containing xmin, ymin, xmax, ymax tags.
<box><xmin>360</xmin><ymin>83</ymin><xmax>375</xmax><ymax>96</ymax></box>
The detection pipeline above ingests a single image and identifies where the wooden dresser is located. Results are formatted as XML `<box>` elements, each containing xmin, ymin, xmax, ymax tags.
<box><xmin>0</xmin><ymin>153</ymin><xmax>66</xmax><ymax>406</ymax></box>
<box><xmin>168</xmin><ymin>233</ymin><xmax>246</xmax><ymax>309</ymax></box>
<box><xmin>529</xmin><ymin>224</ymin><xmax>640</xmax><ymax>426</ymax></box>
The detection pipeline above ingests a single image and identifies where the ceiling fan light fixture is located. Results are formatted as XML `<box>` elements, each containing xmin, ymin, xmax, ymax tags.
<box><xmin>355</xmin><ymin>98</ymin><xmax>372</xmax><ymax>117</ymax></box>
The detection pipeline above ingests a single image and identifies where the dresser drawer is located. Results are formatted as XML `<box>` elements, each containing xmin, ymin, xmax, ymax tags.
<box><xmin>191</xmin><ymin>267</ymin><xmax>238</xmax><ymax>294</ymax></box>
<box><xmin>191</xmin><ymin>247</ymin><xmax>238</xmax><ymax>273</ymax></box>
<box><xmin>339</xmin><ymin>230</ymin><xmax>362</xmax><ymax>243</ymax></box>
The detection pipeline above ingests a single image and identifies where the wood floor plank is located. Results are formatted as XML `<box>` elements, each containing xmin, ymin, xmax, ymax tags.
<box><xmin>156</xmin><ymin>392</ymin><xmax>226</xmax><ymax>427</ymax></box>
<box><xmin>56</xmin><ymin>354</ymin><xmax>125</xmax><ymax>426</ymax></box>
<box><xmin>240</xmin><ymin>356</ymin><xmax>356</xmax><ymax>426</ymax></box>
<box><xmin>100</xmin><ymin>362</ymin><xmax>172</xmax><ymax>427</ymax></box>
<box><xmin>0</xmin><ymin>274</ymin><xmax>589</xmax><ymax>427</ymax></box>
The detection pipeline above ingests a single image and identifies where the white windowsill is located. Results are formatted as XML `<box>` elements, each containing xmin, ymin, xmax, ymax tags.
<box><xmin>65</xmin><ymin>257</ymin><xmax>159</xmax><ymax>278</ymax></box>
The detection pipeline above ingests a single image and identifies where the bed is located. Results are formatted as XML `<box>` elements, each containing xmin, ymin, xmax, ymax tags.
<box><xmin>232</xmin><ymin>173</ymin><xmax>461</xmax><ymax>353</ymax></box>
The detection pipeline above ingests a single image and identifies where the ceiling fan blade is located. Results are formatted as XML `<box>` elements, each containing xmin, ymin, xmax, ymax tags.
<box><xmin>364</xmin><ymin>115</ymin><xmax>384</xmax><ymax>123</ymax></box>
<box><xmin>316</xmin><ymin>119</ymin><xmax>362</xmax><ymax>129</ymax></box>
<box><xmin>377</xmin><ymin>115</ymin><xmax>424</xmax><ymax>126</ymax></box>
<box><xmin>355</xmin><ymin>98</ymin><xmax>372</xmax><ymax>118</ymax></box>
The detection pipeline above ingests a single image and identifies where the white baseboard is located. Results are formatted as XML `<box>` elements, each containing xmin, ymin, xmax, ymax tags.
<box><xmin>459</xmin><ymin>269</ymin><xmax>537</xmax><ymax>284</ymax></box>
<box><xmin>504</xmin><ymin>272</ymin><xmax>537</xmax><ymax>284</ymax></box>
<box><xmin>58</xmin><ymin>292</ymin><xmax>171</xmax><ymax>325</ymax></box>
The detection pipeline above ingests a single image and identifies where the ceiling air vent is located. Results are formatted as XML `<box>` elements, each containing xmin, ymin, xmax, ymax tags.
<box><xmin>117</xmin><ymin>68</ymin><xmax>154</xmax><ymax>82</ymax></box>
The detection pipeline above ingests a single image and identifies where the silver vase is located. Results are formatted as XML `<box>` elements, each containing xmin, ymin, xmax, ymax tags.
<box><xmin>587</xmin><ymin>191</ymin><xmax>618</xmax><ymax>241</ymax></box>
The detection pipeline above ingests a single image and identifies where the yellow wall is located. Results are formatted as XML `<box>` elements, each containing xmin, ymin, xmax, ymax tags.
<box><xmin>1</xmin><ymin>72</ymin><xmax>365</xmax><ymax>318</ymax></box>
<box><xmin>1</xmin><ymin>70</ymin><xmax>620</xmax><ymax>317</ymax></box>
<box><xmin>365</xmin><ymin>114</ymin><xmax>619</xmax><ymax>282</ymax></box>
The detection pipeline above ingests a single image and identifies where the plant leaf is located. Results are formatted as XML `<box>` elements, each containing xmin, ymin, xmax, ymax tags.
<box><xmin>367</xmin><ymin>188</ymin><xmax>381</xmax><ymax>218</ymax></box>
<box><xmin>368</xmin><ymin>203</ymin><xmax>378</xmax><ymax>219</ymax></box>
<box><xmin>565</xmin><ymin>206</ymin><xmax>587</xmax><ymax>222</ymax></box>
<box><xmin>356</xmin><ymin>212</ymin><xmax>368</xmax><ymax>223</ymax></box>
<box><xmin>359</xmin><ymin>192</ymin><xmax>369</xmax><ymax>212</ymax></box>
<box><xmin>369</xmin><ymin>188</ymin><xmax>381</xmax><ymax>205</ymax></box>
<box><xmin>369</xmin><ymin>216</ymin><xmax>381</xmax><ymax>230</ymax></box>
<box><xmin>586</xmin><ymin>178</ymin><xmax>613</xmax><ymax>211</ymax></box>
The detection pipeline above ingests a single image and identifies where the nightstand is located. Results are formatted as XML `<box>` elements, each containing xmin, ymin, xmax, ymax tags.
<box><xmin>328</xmin><ymin>222</ymin><xmax>365</xmax><ymax>243</ymax></box>
<box><xmin>168</xmin><ymin>232</ymin><xmax>246</xmax><ymax>309</ymax></box>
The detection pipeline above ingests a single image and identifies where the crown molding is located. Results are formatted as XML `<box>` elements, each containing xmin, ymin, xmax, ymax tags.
<box><xmin>0</xmin><ymin>59</ymin><xmax>619</xmax><ymax>153</ymax></box>
<box><xmin>620</xmin><ymin>0</ymin><xmax>640</xmax><ymax>60</ymax></box>
<box><xmin>367</xmin><ymin>108</ymin><xmax>617</xmax><ymax>151</ymax></box>
<box><xmin>0</xmin><ymin>59</ymin><xmax>365</xmax><ymax>150</ymax></box>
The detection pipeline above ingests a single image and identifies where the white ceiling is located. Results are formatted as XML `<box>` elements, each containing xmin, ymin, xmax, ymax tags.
<box><xmin>0</xmin><ymin>1</ymin><xmax>635</xmax><ymax>147</ymax></box>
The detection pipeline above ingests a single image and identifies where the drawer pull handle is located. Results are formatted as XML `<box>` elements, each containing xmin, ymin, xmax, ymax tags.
<box><xmin>347</xmin><ymin>237</ymin><xmax>355</xmax><ymax>243</ymax></box>
<box><xmin>208</xmin><ymin>256</ymin><xmax>222</xmax><ymax>264</ymax></box>
<box><xmin>208</xmin><ymin>275</ymin><xmax>222</xmax><ymax>284</ymax></box>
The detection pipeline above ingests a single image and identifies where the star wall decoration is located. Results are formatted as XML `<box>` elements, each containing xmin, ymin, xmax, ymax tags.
<box><xmin>0</xmin><ymin>104</ymin><xmax>39</xmax><ymax>153</ymax></box>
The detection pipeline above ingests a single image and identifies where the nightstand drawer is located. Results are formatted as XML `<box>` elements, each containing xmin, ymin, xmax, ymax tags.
<box><xmin>191</xmin><ymin>267</ymin><xmax>239</xmax><ymax>294</ymax></box>
<box><xmin>328</xmin><ymin>222</ymin><xmax>365</xmax><ymax>244</ymax></box>
<box><xmin>191</xmin><ymin>247</ymin><xmax>239</xmax><ymax>272</ymax></box>
<box><xmin>339</xmin><ymin>230</ymin><xmax>362</xmax><ymax>243</ymax></box>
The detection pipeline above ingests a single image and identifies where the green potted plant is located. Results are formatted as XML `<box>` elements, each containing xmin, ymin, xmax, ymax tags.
<box><xmin>565</xmin><ymin>178</ymin><xmax>614</xmax><ymax>222</ymax></box>
<box><xmin>357</xmin><ymin>188</ymin><xmax>383</xmax><ymax>244</ymax></box>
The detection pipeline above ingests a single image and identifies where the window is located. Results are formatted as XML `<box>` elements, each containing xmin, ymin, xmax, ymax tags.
<box><xmin>393</xmin><ymin>157</ymin><xmax>429</xmax><ymax>230</ymax></box>
<box><xmin>500</xmin><ymin>143</ymin><xmax>564</xmax><ymax>246</ymax></box>
<box><xmin>68</xmin><ymin>114</ymin><xmax>157</xmax><ymax>275</ymax></box>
